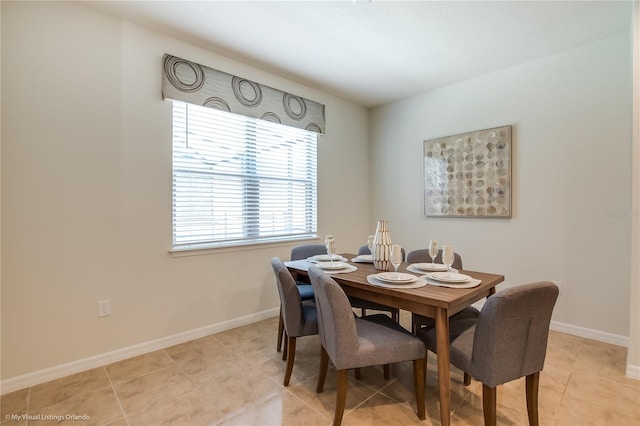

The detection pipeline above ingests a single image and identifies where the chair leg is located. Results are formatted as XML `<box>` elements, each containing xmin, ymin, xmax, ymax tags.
<box><xmin>464</xmin><ymin>372</ymin><xmax>472</xmax><ymax>386</ymax></box>
<box><xmin>316</xmin><ymin>346</ymin><xmax>329</xmax><ymax>393</ymax></box>
<box><xmin>277</xmin><ymin>309</ymin><xmax>284</xmax><ymax>352</ymax></box>
<box><xmin>413</xmin><ymin>357</ymin><xmax>426</xmax><ymax>420</ymax></box>
<box><xmin>282</xmin><ymin>331</ymin><xmax>288</xmax><ymax>361</ymax></box>
<box><xmin>383</xmin><ymin>364</ymin><xmax>390</xmax><ymax>380</ymax></box>
<box><xmin>482</xmin><ymin>384</ymin><xmax>497</xmax><ymax>426</ymax></box>
<box><xmin>526</xmin><ymin>372</ymin><xmax>540</xmax><ymax>426</ymax></box>
<box><xmin>354</xmin><ymin>368</ymin><xmax>362</xmax><ymax>380</ymax></box>
<box><xmin>283</xmin><ymin>336</ymin><xmax>296</xmax><ymax>386</ymax></box>
<box><xmin>392</xmin><ymin>310</ymin><xmax>399</xmax><ymax>323</ymax></box>
<box><xmin>334</xmin><ymin>369</ymin><xmax>349</xmax><ymax>426</ymax></box>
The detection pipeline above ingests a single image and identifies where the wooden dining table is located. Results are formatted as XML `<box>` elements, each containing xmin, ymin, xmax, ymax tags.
<box><xmin>285</xmin><ymin>253</ymin><xmax>504</xmax><ymax>426</ymax></box>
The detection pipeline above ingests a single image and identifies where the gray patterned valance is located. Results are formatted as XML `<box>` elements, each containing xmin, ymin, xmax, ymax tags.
<box><xmin>161</xmin><ymin>54</ymin><xmax>325</xmax><ymax>134</ymax></box>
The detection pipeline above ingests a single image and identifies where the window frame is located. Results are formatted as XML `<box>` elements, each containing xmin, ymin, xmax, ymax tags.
<box><xmin>171</xmin><ymin>101</ymin><xmax>318</xmax><ymax>252</ymax></box>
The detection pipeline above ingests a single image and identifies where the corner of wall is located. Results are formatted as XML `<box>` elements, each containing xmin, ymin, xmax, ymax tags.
<box><xmin>628</xmin><ymin>0</ymin><xmax>640</xmax><ymax>380</ymax></box>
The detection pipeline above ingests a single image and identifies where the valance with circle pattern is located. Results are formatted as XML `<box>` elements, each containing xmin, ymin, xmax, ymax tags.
<box><xmin>162</xmin><ymin>54</ymin><xmax>325</xmax><ymax>134</ymax></box>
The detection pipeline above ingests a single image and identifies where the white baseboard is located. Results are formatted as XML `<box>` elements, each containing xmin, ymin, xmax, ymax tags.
<box><xmin>550</xmin><ymin>320</ymin><xmax>640</xmax><ymax>381</ymax></box>
<box><xmin>626</xmin><ymin>364</ymin><xmax>640</xmax><ymax>380</ymax></box>
<box><xmin>0</xmin><ymin>308</ymin><xmax>279</xmax><ymax>395</ymax></box>
<box><xmin>550</xmin><ymin>320</ymin><xmax>629</xmax><ymax>347</ymax></box>
<box><xmin>550</xmin><ymin>321</ymin><xmax>640</xmax><ymax>380</ymax></box>
<box><xmin>3</xmin><ymin>312</ymin><xmax>635</xmax><ymax>394</ymax></box>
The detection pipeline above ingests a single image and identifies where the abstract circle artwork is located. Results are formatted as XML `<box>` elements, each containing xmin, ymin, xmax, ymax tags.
<box><xmin>423</xmin><ymin>126</ymin><xmax>512</xmax><ymax>218</ymax></box>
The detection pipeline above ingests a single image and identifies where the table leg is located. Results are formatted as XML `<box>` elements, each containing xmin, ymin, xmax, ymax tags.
<box><xmin>435</xmin><ymin>307</ymin><xmax>451</xmax><ymax>426</ymax></box>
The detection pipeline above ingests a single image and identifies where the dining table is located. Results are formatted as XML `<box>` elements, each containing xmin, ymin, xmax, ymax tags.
<box><xmin>285</xmin><ymin>252</ymin><xmax>505</xmax><ymax>426</ymax></box>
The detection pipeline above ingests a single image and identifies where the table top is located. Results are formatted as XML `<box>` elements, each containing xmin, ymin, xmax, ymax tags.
<box><xmin>286</xmin><ymin>253</ymin><xmax>505</xmax><ymax>318</ymax></box>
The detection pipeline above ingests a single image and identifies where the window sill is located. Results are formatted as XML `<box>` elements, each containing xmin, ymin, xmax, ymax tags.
<box><xmin>169</xmin><ymin>236</ymin><xmax>321</xmax><ymax>257</ymax></box>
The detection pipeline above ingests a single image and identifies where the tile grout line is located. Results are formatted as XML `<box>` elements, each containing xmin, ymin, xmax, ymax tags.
<box><xmin>25</xmin><ymin>387</ymin><xmax>32</xmax><ymax>426</ymax></box>
<box><xmin>103</xmin><ymin>365</ymin><xmax>130</xmax><ymax>426</ymax></box>
<box><xmin>281</xmin><ymin>375</ymin><xmax>333</xmax><ymax>423</ymax></box>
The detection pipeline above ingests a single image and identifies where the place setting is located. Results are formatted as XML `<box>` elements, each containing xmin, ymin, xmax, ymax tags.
<box><xmin>421</xmin><ymin>245</ymin><xmax>480</xmax><ymax>288</ymax></box>
<box><xmin>351</xmin><ymin>234</ymin><xmax>375</xmax><ymax>263</ymax></box>
<box><xmin>307</xmin><ymin>236</ymin><xmax>348</xmax><ymax>263</ymax></box>
<box><xmin>367</xmin><ymin>244</ymin><xmax>427</xmax><ymax>289</ymax></box>
<box><xmin>406</xmin><ymin>239</ymin><xmax>455</xmax><ymax>273</ymax></box>
<box><xmin>313</xmin><ymin>235</ymin><xmax>357</xmax><ymax>274</ymax></box>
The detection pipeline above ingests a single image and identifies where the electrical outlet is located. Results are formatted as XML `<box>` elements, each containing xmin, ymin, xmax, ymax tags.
<box><xmin>552</xmin><ymin>280</ymin><xmax>562</xmax><ymax>294</ymax></box>
<box><xmin>98</xmin><ymin>299</ymin><xmax>111</xmax><ymax>317</ymax></box>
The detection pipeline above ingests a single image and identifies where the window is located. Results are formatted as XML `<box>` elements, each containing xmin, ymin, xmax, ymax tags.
<box><xmin>172</xmin><ymin>101</ymin><xmax>318</xmax><ymax>250</ymax></box>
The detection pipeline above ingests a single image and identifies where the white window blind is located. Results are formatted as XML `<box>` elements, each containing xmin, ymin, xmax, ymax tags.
<box><xmin>172</xmin><ymin>101</ymin><xmax>318</xmax><ymax>249</ymax></box>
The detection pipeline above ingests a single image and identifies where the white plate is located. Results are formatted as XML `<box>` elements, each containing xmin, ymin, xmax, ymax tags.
<box><xmin>315</xmin><ymin>261</ymin><xmax>350</xmax><ymax>270</ymax></box>
<box><xmin>367</xmin><ymin>275</ymin><xmax>427</xmax><ymax>289</ymax></box>
<box><xmin>427</xmin><ymin>272</ymin><xmax>472</xmax><ymax>283</ymax></box>
<box><xmin>313</xmin><ymin>254</ymin><xmax>343</xmax><ymax>261</ymax></box>
<box><xmin>376</xmin><ymin>272</ymin><xmax>418</xmax><ymax>283</ymax></box>
<box><xmin>413</xmin><ymin>262</ymin><xmax>448</xmax><ymax>272</ymax></box>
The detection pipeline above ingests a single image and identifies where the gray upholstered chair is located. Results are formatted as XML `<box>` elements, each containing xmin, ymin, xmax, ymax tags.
<box><xmin>408</xmin><ymin>248</ymin><xmax>469</xmax><ymax>333</ymax></box>
<box><xmin>309</xmin><ymin>265</ymin><xmax>426</xmax><ymax>426</ymax></box>
<box><xmin>352</xmin><ymin>245</ymin><xmax>403</xmax><ymax>322</ymax></box>
<box><xmin>416</xmin><ymin>281</ymin><xmax>559</xmax><ymax>426</ymax></box>
<box><xmin>292</xmin><ymin>243</ymin><xmax>328</xmax><ymax>262</ymax></box>
<box><xmin>271</xmin><ymin>257</ymin><xmax>319</xmax><ymax>386</ymax></box>
<box><xmin>276</xmin><ymin>244</ymin><xmax>326</xmax><ymax>352</ymax></box>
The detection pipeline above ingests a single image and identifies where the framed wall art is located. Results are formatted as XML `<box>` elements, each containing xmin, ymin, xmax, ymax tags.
<box><xmin>423</xmin><ymin>125</ymin><xmax>512</xmax><ymax>218</ymax></box>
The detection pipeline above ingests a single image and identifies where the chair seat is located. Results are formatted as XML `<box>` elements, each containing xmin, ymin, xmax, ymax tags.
<box><xmin>297</xmin><ymin>283</ymin><xmax>314</xmax><ymax>300</ymax></box>
<box><xmin>339</xmin><ymin>317</ymin><xmax>424</xmax><ymax>370</ymax></box>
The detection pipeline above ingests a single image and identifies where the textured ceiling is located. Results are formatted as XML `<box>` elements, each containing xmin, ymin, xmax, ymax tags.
<box><xmin>86</xmin><ymin>0</ymin><xmax>633</xmax><ymax>107</ymax></box>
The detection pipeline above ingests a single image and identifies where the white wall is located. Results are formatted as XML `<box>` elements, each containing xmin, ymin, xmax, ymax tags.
<box><xmin>0</xmin><ymin>1</ymin><xmax>371</xmax><ymax>380</ymax></box>
<box><xmin>370</xmin><ymin>35</ymin><xmax>632</xmax><ymax>338</ymax></box>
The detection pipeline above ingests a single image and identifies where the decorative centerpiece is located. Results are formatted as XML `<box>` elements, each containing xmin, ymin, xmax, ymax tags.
<box><xmin>372</xmin><ymin>220</ymin><xmax>392</xmax><ymax>271</ymax></box>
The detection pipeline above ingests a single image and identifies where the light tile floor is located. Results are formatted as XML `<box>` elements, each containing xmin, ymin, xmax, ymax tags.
<box><xmin>2</xmin><ymin>312</ymin><xmax>639</xmax><ymax>426</ymax></box>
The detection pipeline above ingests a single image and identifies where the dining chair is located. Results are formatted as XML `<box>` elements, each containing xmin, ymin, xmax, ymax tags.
<box><xmin>408</xmin><ymin>248</ymin><xmax>469</xmax><ymax>333</ymax></box>
<box><xmin>271</xmin><ymin>257</ymin><xmax>319</xmax><ymax>386</ymax></box>
<box><xmin>416</xmin><ymin>281</ymin><xmax>559</xmax><ymax>426</ymax></box>
<box><xmin>352</xmin><ymin>245</ymin><xmax>402</xmax><ymax>322</ymax></box>
<box><xmin>290</xmin><ymin>243</ymin><xmax>327</xmax><ymax>300</ymax></box>
<box><xmin>308</xmin><ymin>265</ymin><xmax>426</xmax><ymax>426</ymax></box>
<box><xmin>276</xmin><ymin>244</ymin><xmax>327</xmax><ymax>353</ymax></box>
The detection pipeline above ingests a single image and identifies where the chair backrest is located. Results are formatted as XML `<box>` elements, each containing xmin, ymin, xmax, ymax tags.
<box><xmin>359</xmin><ymin>245</ymin><xmax>406</xmax><ymax>261</ymax></box>
<box><xmin>406</xmin><ymin>248</ymin><xmax>463</xmax><ymax>270</ymax></box>
<box><xmin>271</xmin><ymin>257</ymin><xmax>307</xmax><ymax>336</ymax></box>
<box><xmin>308</xmin><ymin>265</ymin><xmax>358</xmax><ymax>367</ymax></box>
<box><xmin>471</xmin><ymin>281</ymin><xmax>559</xmax><ymax>387</ymax></box>
<box><xmin>291</xmin><ymin>244</ymin><xmax>327</xmax><ymax>261</ymax></box>
<box><xmin>357</xmin><ymin>245</ymin><xmax>370</xmax><ymax>255</ymax></box>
